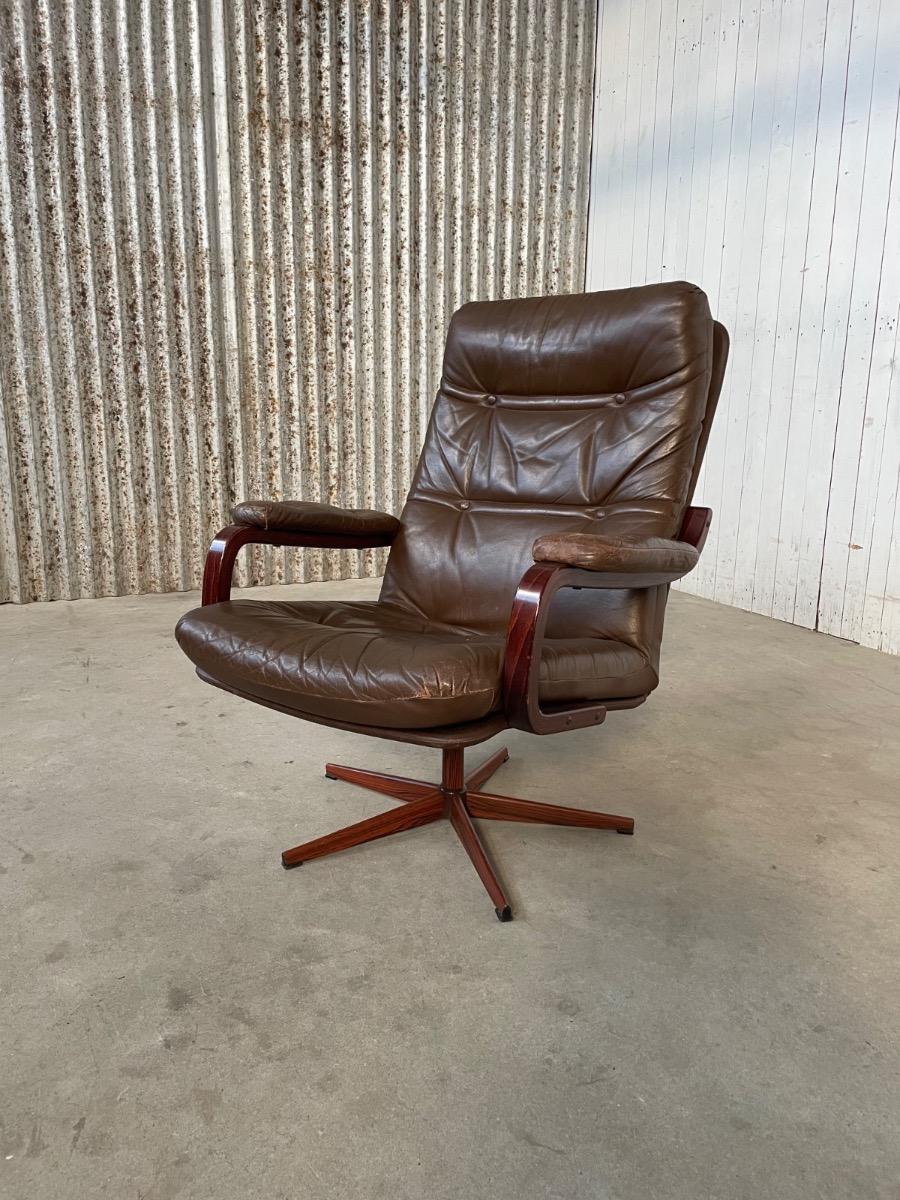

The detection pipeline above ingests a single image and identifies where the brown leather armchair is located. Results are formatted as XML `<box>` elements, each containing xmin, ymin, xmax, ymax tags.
<box><xmin>176</xmin><ymin>282</ymin><xmax>729</xmax><ymax>920</ymax></box>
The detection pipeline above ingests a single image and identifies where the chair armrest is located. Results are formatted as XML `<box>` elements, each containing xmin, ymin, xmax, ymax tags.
<box><xmin>201</xmin><ymin>514</ymin><xmax>397</xmax><ymax>606</ymax></box>
<box><xmin>532</xmin><ymin>533</ymin><xmax>698</xmax><ymax>585</ymax></box>
<box><xmin>502</xmin><ymin>564</ymin><xmax>621</xmax><ymax>735</ymax></box>
<box><xmin>504</xmin><ymin>506</ymin><xmax>713</xmax><ymax>734</ymax></box>
<box><xmin>231</xmin><ymin>499</ymin><xmax>401</xmax><ymax>537</ymax></box>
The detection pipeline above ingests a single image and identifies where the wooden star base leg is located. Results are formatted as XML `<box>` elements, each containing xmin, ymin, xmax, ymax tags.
<box><xmin>280</xmin><ymin>746</ymin><xmax>634</xmax><ymax>920</ymax></box>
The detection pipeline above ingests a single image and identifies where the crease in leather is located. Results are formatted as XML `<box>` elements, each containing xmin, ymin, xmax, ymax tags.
<box><xmin>177</xmin><ymin>282</ymin><xmax>727</xmax><ymax>730</ymax></box>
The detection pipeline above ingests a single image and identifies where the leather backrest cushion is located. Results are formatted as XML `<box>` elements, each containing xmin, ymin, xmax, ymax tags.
<box><xmin>380</xmin><ymin>282</ymin><xmax>715</xmax><ymax>654</ymax></box>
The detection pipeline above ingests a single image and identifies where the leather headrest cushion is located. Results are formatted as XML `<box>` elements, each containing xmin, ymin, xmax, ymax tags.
<box><xmin>442</xmin><ymin>281</ymin><xmax>712</xmax><ymax>399</ymax></box>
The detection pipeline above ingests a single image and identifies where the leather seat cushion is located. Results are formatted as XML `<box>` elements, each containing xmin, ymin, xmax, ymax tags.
<box><xmin>175</xmin><ymin>599</ymin><xmax>657</xmax><ymax>730</ymax></box>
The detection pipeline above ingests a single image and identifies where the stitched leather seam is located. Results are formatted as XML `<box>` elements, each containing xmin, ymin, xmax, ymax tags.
<box><xmin>407</xmin><ymin>491</ymin><xmax>669</xmax><ymax>513</ymax></box>
<box><xmin>439</xmin><ymin>363</ymin><xmax>709</xmax><ymax>407</ymax></box>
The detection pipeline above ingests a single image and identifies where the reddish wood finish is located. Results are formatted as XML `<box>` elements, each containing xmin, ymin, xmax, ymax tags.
<box><xmin>465</xmin><ymin>745</ymin><xmax>510</xmax><ymax>791</ymax></box>
<box><xmin>678</xmin><ymin>505</ymin><xmax>713</xmax><ymax>553</ymax></box>
<box><xmin>282</xmin><ymin>747</ymin><xmax>633</xmax><ymax>918</ymax></box>
<box><xmin>324</xmin><ymin>763</ymin><xmax>440</xmax><ymax>804</ymax></box>
<box><xmin>501</xmin><ymin>506</ymin><xmax>713</xmax><ymax>736</ymax></box>
<box><xmin>442</xmin><ymin>746</ymin><xmax>465</xmax><ymax>792</ymax></box>
<box><xmin>449</xmin><ymin>796</ymin><xmax>512</xmax><ymax>920</ymax></box>
<box><xmin>281</xmin><ymin>791</ymin><xmax>443</xmax><ymax>868</ymax></box>
<box><xmin>466</xmin><ymin>790</ymin><xmax>634</xmax><ymax>834</ymax></box>
<box><xmin>201</xmin><ymin>523</ymin><xmax>395</xmax><ymax>606</ymax></box>
<box><xmin>502</xmin><ymin>564</ymin><xmax>611</xmax><ymax>735</ymax></box>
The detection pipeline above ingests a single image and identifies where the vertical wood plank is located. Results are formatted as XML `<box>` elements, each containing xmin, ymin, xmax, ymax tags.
<box><xmin>589</xmin><ymin>0</ymin><xmax>900</xmax><ymax>654</ymax></box>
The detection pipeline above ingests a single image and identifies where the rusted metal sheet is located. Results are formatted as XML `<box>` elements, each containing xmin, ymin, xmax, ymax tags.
<box><xmin>0</xmin><ymin>0</ymin><xmax>596</xmax><ymax>602</ymax></box>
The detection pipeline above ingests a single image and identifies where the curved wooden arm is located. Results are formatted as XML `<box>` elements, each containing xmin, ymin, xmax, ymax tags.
<box><xmin>503</xmin><ymin>564</ymin><xmax>609</xmax><ymax>734</ymax></box>
<box><xmin>502</xmin><ymin>506</ymin><xmax>713</xmax><ymax>734</ymax></box>
<box><xmin>201</xmin><ymin>523</ymin><xmax>395</xmax><ymax>606</ymax></box>
<box><xmin>677</xmin><ymin>505</ymin><xmax>712</xmax><ymax>552</ymax></box>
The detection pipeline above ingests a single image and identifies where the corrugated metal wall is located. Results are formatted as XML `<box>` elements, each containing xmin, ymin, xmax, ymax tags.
<box><xmin>0</xmin><ymin>0</ymin><xmax>596</xmax><ymax>602</ymax></box>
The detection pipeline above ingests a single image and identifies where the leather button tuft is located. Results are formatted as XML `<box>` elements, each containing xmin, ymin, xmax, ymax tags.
<box><xmin>614</xmin><ymin>392</ymin><xmax>626</xmax><ymax>404</ymax></box>
<box><xmin>595</xmin><ymin>509</ymin><xmax>606</xmax><ymax>519</ymax></box>
<box><xmin>486</xmin><ymin>394</ymin><xmax>497</xmax><ymax>405</ymax></box>
<box><xmin>459</xmin><ymin>500</ymin><xmax>471</xmax><ymax>510</ymax></box>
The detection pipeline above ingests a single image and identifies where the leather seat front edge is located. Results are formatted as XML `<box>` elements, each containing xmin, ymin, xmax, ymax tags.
<box><xmin>174</xmin><ymin>598</ymin><xmax>656</xmax><ymax>730</ymax></box>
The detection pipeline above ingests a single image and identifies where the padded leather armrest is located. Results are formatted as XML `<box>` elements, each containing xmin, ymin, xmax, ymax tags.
<box><xmin>532</xmin><ymin>533</ymin><xmax>699</xmax><ymax>581</ymax></box>
<box><xmin>232</xmin><ymin>499</ymin><xmax>401</xmax><ymax>538</ymax></box>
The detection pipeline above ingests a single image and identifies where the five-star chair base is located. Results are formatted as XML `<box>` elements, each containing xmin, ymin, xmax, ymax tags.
<box><xmin>281</xmin><ymin>745</ymin><xmax>634</xmax><ymax>921</ymax></box>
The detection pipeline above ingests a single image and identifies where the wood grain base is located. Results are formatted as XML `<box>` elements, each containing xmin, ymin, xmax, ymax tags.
<box><xmin>281</xmin><ymin>747</ymin><xmax>634</xmax><ymax>921</ymax></box>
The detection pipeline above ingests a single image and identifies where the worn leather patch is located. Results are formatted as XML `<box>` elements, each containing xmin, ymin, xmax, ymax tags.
<box><xmin>532</xmin><ymin>533</ymin><xmax>698</xmax><ymax>576</ymax></box>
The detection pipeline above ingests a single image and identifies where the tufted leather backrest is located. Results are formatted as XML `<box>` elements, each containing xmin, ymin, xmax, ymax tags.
<box><xmin>380</xmin><ymin>282</ymin><xmax>726</xmax><ymax>671</ymax></box>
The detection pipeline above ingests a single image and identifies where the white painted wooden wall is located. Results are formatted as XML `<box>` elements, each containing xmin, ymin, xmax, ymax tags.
<box><xmin>586</xmin><ymin>0</ymin><xmax>900</xmax><ymax>654</ymax></box>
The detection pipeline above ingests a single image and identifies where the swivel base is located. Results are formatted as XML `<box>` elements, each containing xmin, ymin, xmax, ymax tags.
<box><xmin>281</xmin><ymin>746</ymin><xmax>634</xmax><ymax>921</ymax></box>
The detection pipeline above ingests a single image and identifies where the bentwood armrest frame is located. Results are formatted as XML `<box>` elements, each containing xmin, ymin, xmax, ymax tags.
<box><xmin>502</xmin><ymin>506</ymin><xmax>712</xmax><ymax>734</ymax></box>
<box><xmin>201</xmin><ymin>523</ymin><xmax>397</xmax><ymax>606</ymax></box>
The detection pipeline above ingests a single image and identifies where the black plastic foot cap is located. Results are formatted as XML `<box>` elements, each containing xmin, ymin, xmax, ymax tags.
<box><xmin>324</xmin><ymin>772</ymin><xmax>337</xmax><ymax>780</ymax></box>
<box><xmin>616</xmin><ymin>826</ymin><xmax>635</xmax><ymax>836</ymax></box>
<box><xmin>495</xmin><ymin>905</ymin><xmax>513</xmax><ymax>922</ymax></box>
<box><xmin>281</xmin><ymin>856</ymin><xmax>303</xmax><ymax>869</ymax></box>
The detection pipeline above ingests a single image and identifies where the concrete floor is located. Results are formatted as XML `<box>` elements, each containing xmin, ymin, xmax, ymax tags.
<box><xmin>1</xmin><ymin>579</ymin><xmax>899</xmax><ymax>1200</ymax></box>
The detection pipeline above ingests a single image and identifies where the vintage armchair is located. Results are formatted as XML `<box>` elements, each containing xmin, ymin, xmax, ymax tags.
<box><xmin>176</xmin><ymin>282</ymin><xmax>729</xmax><ymax>921</ymax></box>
